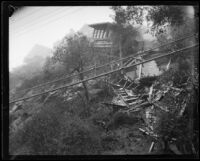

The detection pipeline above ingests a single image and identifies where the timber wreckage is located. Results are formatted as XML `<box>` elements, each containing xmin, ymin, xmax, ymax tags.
<box><xmin>9</xmin><ymin>22</ymin><xmax>199</xmax><ymax>155</ymax></box>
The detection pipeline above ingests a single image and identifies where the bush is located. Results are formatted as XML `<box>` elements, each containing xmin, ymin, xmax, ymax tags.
<box><xmin>56</xmin><ymin>113</ymin><xmax>102</xmax><ymax>155</ymax></box>
<box><xmin>9</xmin><ymin>96</ymin><xmax>66</xmax><ymax>155</ymax></box>
<box><xmin>9</xmin><ymin>95</ymin><xmax>104</xmax><ymax>155</ymax></box>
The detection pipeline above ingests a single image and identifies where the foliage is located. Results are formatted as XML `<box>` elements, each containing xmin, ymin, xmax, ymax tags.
<box><xmin>52</xmin><ymin>33</ymin><xmax>94</xmax><ymax>73</ymax></box>
<box><xmin>52</xmin><ymin>33</ymin><xmax>95</xmax><ymax>101</ymax></box>
<box><xmin>111</xmin><ymin>5</ymin><xmax>198</xmax><ymax>36</ymax></box>
<box><xmin>58</xmin><ymin>113</ymin><xmax>102</xmax><ymax>155</ymax></box>
<box><xmin>9</xmin><ymin>96</ymin><xmax>102</xmax><ymax>155</ymax></box>
<box><xmin>155</xmin><ymin>111</ymin><xmax>196</xmax><ymax>154</ymax></box>
<box><xmin>110</xmin><ymin>24</ymin><xmax>143</xmax><ymax>57</ymax></box>
<box><xmin>15</xmin><ymin>73</ymin><xmax>42</xmax><ymax>92</ymax></box>
<box><xmin>153</xmin><ymin>66</ymin><xmax>199</xmax><ymax>154</ymax></box>
<box><xmin>9</xmin><ymin>97</ymin><xmax>65</xmax><ymax>155</ymax></box>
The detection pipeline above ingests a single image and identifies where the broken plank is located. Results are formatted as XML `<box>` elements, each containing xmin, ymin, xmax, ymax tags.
<box><xmin>128</xmin><ymin>102</ymin><xmax>150</xmax><ymax>111</ymax></box>
<box><xmin>124</xmin><ymin>97</ymin><xmax>138</xmax><ymax>101</ymax></box>
<box><xmin>148</xmin><ymin>142</ymin><xmax>155</xmax><ymax>153</ymax></box>
<box><xmin>153</xmin><ymin>102</ymin><xmax>169</xmax><ymax>112</ymax></box>
<box><xmin>128</xmin><ymin>100</ymin><xmax>143</xmax><ymax>106</ymax></box>
<box><xmin>117</xmin><ymin>91</ymin><xmax>127</xmax><ymax>94</ymax></box>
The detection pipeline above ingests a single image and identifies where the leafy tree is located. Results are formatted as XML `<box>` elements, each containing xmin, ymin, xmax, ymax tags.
<box><xmin>111</xmin><ymin>5</ymin><xmax>198</xmax><ymax>36</ymax></box>
<box><xmin>111</xmin><ymin>5</ymin><xmax>198</xmax><ymax>72</ymax></box>
<box><xmin>52</xmin><ymin>33</ymin><xmax>94</xmax><ymax>101</ymax></box>
<box><xmin>110</xmin><ymin>24</ymin><xmax>142</xmax><ymax>59</ymax></box>
<box><xmin>42</xmin><ymin>56</ymin><xmax>53</xmax><ymax>80</ymax></box>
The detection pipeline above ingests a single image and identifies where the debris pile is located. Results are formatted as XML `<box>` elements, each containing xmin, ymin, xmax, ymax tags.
<box><xmin>104</xmin><ymin>68</ymin><xmax>198</xmax><ymax>154</ymax></box>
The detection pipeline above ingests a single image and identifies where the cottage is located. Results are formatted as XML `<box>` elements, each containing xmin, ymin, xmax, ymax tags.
<box><xmin>89</xmin><ymin>22</ymin><xmax>114</xmax><ymax>48</ymax></box>
<box><xmin>87</xmin><ymin>22</ymin><xmax>172</xmax><ymax>81</ymax></box>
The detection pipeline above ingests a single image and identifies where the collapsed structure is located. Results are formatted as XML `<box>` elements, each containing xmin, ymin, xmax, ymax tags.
<box><xmin>9</xmin><ymin>20</ymin><xmax>198</xmax><ymax>154</ymax></box>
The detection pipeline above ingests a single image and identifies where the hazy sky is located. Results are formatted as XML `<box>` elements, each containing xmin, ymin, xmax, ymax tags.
<box><xmin>9</xmin><ymin>6</ymin><xmax>114</xmax><ymax>71</ymax></box>
<box><xmin>9</xmin><ymin>6</ymin><xmax>194</xmax><ymax>71</ymax></box>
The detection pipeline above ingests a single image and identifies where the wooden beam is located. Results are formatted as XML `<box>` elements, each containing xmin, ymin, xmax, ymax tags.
<box><xmin>9</xmin><ymin>44</ymin><xmax>198</xmax><ymax>104</ymax></box>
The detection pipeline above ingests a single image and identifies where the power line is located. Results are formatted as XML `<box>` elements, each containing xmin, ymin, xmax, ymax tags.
<box><xmin>12</xmin><ymin>32</ymin><xmax>198</xmax><ymax>94</ymax></box>
<box><xmin>15</xmin><ymin>64</ymin><xmax>97</xmax><ymax>93</ymax></box>
<box><xmin>12</xmin><ymin>7</ymin><xmax>75</xmax><ymax>35</ymax></box>
<box><xmin>10</xmin><ymin>7</ymin><xmax>44</xmax><ymax>26</ymax></box>
<box><xmin>13</xmin><ymin>7</ymin><xmax>85</xmax><ymax>37</ymax></box>
<box><xmin>9</xmin><ymin>43</ymin><xmax>199</xmax><ymax>104</ymax></box>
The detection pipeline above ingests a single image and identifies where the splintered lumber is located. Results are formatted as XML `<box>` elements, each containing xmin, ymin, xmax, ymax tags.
<box><xmin>125</xmin><ymin>89</ymin><xmax>136</xmax><ymax>97</ymax></box>
<box><xmin>127</xmin><ymin>81</ymin><xmax>135</xmax><ymax>89</ymax></box>
<box><xmin>178</xmin><ymin>102</ymin><xmax>187</xmax><ymax>117</ymax></box>
<box><xmin>128</xmin><ymin>99</ymin><xmax>143</xmax><ymax>106</ymax></box>
<box><xmin>101</xmin><ymin>102</ymin><xmax>127</xmax><ymax>108</ymax></box>
<box><xmin>153</xmin><ymin>102</ymin><xmax>169</xmax><ymax>112</ymax></box>
<box><xmin>166</xmin><ymin>85</ymin><xmax>183</xmax><ymax>92</ymax></box>
<box><xmin>118</xmin><ymin>91</ymin><xmax>127</xmax><ymax>94</ymax></box>
<box><xmin>101</xmin><ymin>102</ymin><xmax>129</xmax><ymax>113</ymax></box>
<box><xmin>121</xmin><ymin>95</ymin><xmax>131</xmax><ymax>99</ymax></box>
<box><xmin>123</xmin><ymin>79</ymin><xmax>128</xmax><ymax>88</ymax></box>
<box><xmin>139</xmin><ymin>128</ymin><xmax>150</xmax><ymax>135</ymax></box>
<box><xmin>128</xmin><ymin>101</ymin><xmax>150</xmax><ymax>112</ymax></box>
<box><xmin>148</xmin><ymin>142</ymin><xmax>155</xmax><ymax>153</ymax></box>
<box><xmin>138</xmin><ymin>127</ymin><xmax>158</xmax><ymax>138</ymax></box>
<box><xmin>148</xmin><ymin>85</ymin><xmax>154</xmax><ymax>102</ymax></box>
<box><xmin>112</xmin><ymin>87</ymin><xmax>130</xmax><ymax>108</ymax></box>
<box><xmin>124</xmin><ymin>97</ymin><xmax>138</xmax><ymax>101</ymax></box>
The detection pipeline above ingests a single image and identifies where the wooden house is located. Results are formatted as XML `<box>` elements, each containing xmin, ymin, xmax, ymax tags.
<box><xmin>89</xmin><ymin>22</ymin><xmax>114</xmax><ymax>48</ymax></box>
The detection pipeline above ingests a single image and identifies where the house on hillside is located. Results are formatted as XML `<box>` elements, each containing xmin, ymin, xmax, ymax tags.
<box><xmin>89</xmin><ymin>22</ymin><xmax>114</xmax><ymax>48</ymax></box>
<box><xmin>87</xmin><ymin>22</ymin><xmax>118</xmax><ymax>68</ymax></box>
<box><xmin>88</xmin><ymin>22</ymin><xmax>144</xmax><ymax>68</ymax></box>
<box><xmin>124</xmin><ymin>50</ymin><xmax>172</xmax><ymax>81</ymax></box>
<box><xmin>81</xmin><ymin>22</ymin><xmax>172</xmax><ymax>81</ymax></box>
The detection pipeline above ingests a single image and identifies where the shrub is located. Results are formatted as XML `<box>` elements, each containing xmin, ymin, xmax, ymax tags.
<box><xmin>57</xmin><ymin>113</ymin><xmax>102</xmax><ymax>155</ymax></box>
<box><xmin>9</xmin><ymin>96</ymin><xmax>66</xmax><ymax>155</ymax></box>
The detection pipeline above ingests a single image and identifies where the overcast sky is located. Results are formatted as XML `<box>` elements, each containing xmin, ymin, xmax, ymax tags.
<box><xmin>9</xmin><ymin>6</ymin><xmax>195</xmax><ymax>72</ymax></box>
<box><xmin>9</xmin><ymin>6</ymin><xmax>114</xmax><ymax>71</ymax></box>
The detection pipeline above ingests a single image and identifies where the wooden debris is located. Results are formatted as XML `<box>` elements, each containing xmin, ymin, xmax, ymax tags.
<box><xmin>139</xmin><ymin>127</ymin><xmax>158</xmax><ymax>138</ymax></box>
<box><xmin>154</xmin><ymin>91</ymin><xmax>164</xmax><ymax>101</ymax></box>
<box><xmin>148</xmin><ymin>142</ymin><xmax>155</xmax><ymax>153</ymax></box>
<box><xmin>178</xmin><ymin>102</ymin><xmax>187</xmax><ymax>117</ymax></box>
<box><xmin>153</xmin><ymin>102</ymin><xmax>169</xmax><ymax>112</ymax></box>
<box><xmin>128</xmin><ymin>102</ymin><xmax>150</xmax><ymax>112</ymax></box>
<box><xmin>148</xmin><ymin>85</ymin><xmax>154</xmax><ymax>102</ymax></box>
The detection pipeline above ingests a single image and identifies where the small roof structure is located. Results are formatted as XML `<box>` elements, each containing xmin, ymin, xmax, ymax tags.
<box><xmin>88</xmin><ymin>22</ymin><xmax>114</xmax><ymax>29</ymax></box>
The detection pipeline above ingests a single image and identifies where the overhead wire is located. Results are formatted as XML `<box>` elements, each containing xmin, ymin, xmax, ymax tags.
<box><xmin>13</xmin><ymin>7</ymin><xmax>85</xmax><ymax>37</ymax></box>
<box><xmin>12</xmin><ymin>32</ymin><xmax>198</xmax><ymax>94</ymax></box>
<box><xmin>10</xmin><ymin>7</ymin><xmax>44</xmax><ymax>26</ymax></box>
<box><xmin>12</xmin><ymin>7</ymin><xmax>76</xmax><ymax>36</ymax></box>
<box><xmin>9</xmin><ymin>43</ymin><xmax>199</xmax><ymax>104</ymax></box>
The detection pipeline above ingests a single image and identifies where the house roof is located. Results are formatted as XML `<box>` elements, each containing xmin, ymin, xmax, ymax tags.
<box><xmin>89</xmin><ymin>22</ymin><xmax>114</xmax><ymax>29</ymax></box>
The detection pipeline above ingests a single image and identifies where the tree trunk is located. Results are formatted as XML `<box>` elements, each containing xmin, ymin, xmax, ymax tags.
<box><xmin>78</xmin><ymin>70</ymin><xmax>89</xmax><ymax>102</ymax></box>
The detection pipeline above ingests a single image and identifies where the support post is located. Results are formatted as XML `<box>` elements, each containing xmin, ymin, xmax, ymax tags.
<box><xmin>95</xmin><ymin>63</ymin><xmax>97</xmax><ymax>76</ymax></box>
<box><xmin>138</xmin><ymin>56</ymin><xmax>142</xmax><ymax>79</ymax></box>
<box><xmin>119</xmin><ymin>34</ymin><xmax>123</xmax><ymax>68</ymax></box>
